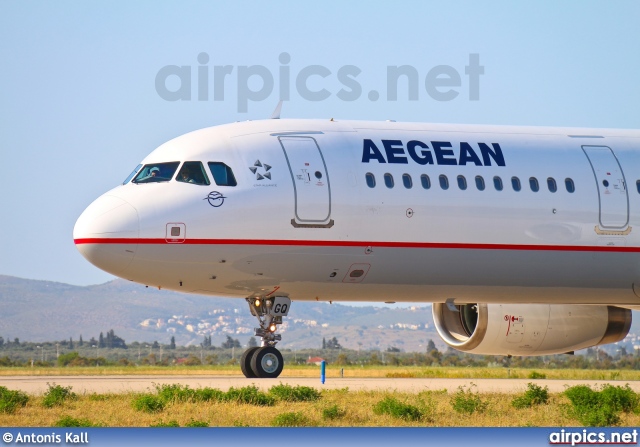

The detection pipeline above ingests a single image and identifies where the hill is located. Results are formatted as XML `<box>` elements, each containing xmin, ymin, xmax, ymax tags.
<box><xmin>0</xmin><ymin>275</ymin><xmax>436</xmax><ymax>351</ymax></box>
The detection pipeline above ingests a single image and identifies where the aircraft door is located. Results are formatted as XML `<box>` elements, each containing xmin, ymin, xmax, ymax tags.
<box><xmin>582</xmin><ymin>146</ymin><xmax>629</xmax><ymax>229</ymax></box>
<box><xmin>279</xmin><ymin>136</ymin><xmax>332</xmax><ymax>226</ymax></box>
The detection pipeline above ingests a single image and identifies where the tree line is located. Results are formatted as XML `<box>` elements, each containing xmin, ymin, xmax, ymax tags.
<box><xmin>1</xmin><ymin>331</ymin><xmax>640</xmax><ymax>370</ymax></box>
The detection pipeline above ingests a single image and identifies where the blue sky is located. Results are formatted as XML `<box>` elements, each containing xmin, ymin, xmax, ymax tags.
<box><xmin>1</xmin><ymin>1</ymin><xmax>639</xmax><ymax>288</ymax></box>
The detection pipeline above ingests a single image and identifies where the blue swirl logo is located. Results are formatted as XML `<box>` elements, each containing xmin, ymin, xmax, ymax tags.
<box><xmin>204</xmin><ymin>191</ymin><xmax>226</xmax><ymax>207</ymax></box>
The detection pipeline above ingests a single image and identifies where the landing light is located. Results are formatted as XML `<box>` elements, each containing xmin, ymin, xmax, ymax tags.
<box><xmin>254</xmin><ymin>299</ymin><xmax>261</xmax><ymax>307</ymax></box>
<box><xmin>269</xmin><ymin>324</ymin><xmax>277</xmax><ymax>332</ymax></box>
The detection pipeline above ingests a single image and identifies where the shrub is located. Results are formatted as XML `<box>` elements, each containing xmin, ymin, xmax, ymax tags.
<box><xmin>512</xmin><ymin>383</ymin><xmax>549</xmax><ymax>409</ymax></box>
<box><xmin>600</xmin><ymin>384</ymin><xmax>639</xmax><ymax>413</ymax></box>
<box><xmin>269</xmin><ymin>384</ymin><xmax>321</xmax><ymax>402</ymax></box>
<box><xmin>564</xmin><ymin>384</ymin><xmax>639</xmax><ymax>427</ymax></box>
<box><xmin>271</xmin><ymin>412</ymin><xmax>312</xmax><ymax>427</ymax></box>
<box><xmin>184</xmin><ymin>418</ymin><xmax>209</xmax><ymax>427</ymax></box>
<box><xmin>0</xmin><ymin>386</ymin><xmax>29</xmax><ymax>414</ymax></box>
<box><xmin>194</xmin><ymin>387</ymin><xmax>226</xmax><ymax>402</ymax></box>
<box><xmin>450</xmin><ymin>385</ymin><xmax>487</xmax><ymax>415</ymax></box>
<box><xmin>54</xmin><ymin>415</ymin><xmax>96</xmax><ymax>427</ymax></box>
<box><xmin>373</xmin><ymin>396</ymin><xmax>423</xmax><ymax>421</ymax></box>
<box><xmin>225</xmin><ymin>386</ymin><xmax>275</xmax><ymax>406</ymax></box>
<box><xmin>42</xmin><ymin>383</ymin><xmax>76</xmax><ymax>408</ymax></box>
<box><xmin>57</xmin><ymin>352</ymin><xmax>79</xmax><ymax>367</ymax></box>
<box><xmin>322</xmin><ymin>404</ymin><xmax>345</xmax><ymax>420</ymax></box>
<box><xmin>149</xmin><ymin>419</ymin><xmax>179</xmax><ymax>427</ymax></box>
<box><xmin>155</xmin><ymin>384</ymin><xmax>196</xmax><ymax>403</ymax></box>
<box><xmin>152</xmin><ymin>384</ymin><xmax>225</xmax><ymax>403</ymax></box>
<box><xmin>132</xmin><ymin>394</ymin><xmax>165</xmax><ymax>413</ymax></box>
<box><xmin>528</xmin><ymin>371</ymin><xmax>547</xmax><ymax>379</ymax></box>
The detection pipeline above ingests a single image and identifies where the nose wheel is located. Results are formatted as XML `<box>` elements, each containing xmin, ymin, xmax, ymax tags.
<box><xmin>241</xmin><ymin>296</ymin><xmax>290</xmax><ymax>378</ymax></box>
<box><xmin>240</xmin><ymin>347</ymin><xmax>259</xmax><ymax>378</ymax></box>
<box><xmin>250</xmin><ymin>346</ymin><xmax>284</xmax><ymax>378</ymax></box>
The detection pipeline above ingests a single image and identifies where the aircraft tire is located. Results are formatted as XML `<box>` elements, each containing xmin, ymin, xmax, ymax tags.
<box><xmin>240</xmin><ymin>347</ymin><xmax>259</xmax><ymax>378</ymax></box>
<box><xmin>250</xmin><ymin>346</ymin><xmax>284</xmax><ymax>378</ymax></box>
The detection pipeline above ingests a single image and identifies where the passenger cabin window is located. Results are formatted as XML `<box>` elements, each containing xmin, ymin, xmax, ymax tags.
<box><xmin>402</xmin><ymin>173</ymin><xmax>413</xmax><ymax>189</ymax></box>
<box><xmin>177</xmin><ymin>161</ymin><xmax>210</xmax><ymax>185</ymax></box>
<box><xmin>475</xmin><ymin>175</ymin><xmax>485</xmax><ymax>191</ymax></box>
<box><xmin>439</xmin><ymin>174</ymin><xmax>449</xmax><ymax>190</ymax></box>
<box><xmin>384</xmin><ymin>173</ymin><xmax>394</xmax><ymax>188</ymax></box>
<box><xmin>123</xmin><ymin>164</ymin><xmax>142</xmax><ymax>185</ymax></box>
<box><xmin>511</xmin><ymin>176</ymin><xmax>521</xmax><ymax>192</ymax></box>
<box><xmin>208</xmin><ymin>162</ymin><xmax>237</xmax><ymax>186</ymax></box>
<box><xmin>547</xmin><ymin>177</ymin><xmax>557</xmax><ymax>193</ymax></box>
<box><xmin>420</xmin><ymin>174</ymin><xmax>431</xmax><ymax>189</ymax></box>
<box><xmin>565</xmin><ymin>178</ymin><xmax>575</xmax><ymax>193</ymax></box>
<box><xmin>493</xmin><ymin>176</ymin><xmax>503</xmax><ymax>191</ymax></box>
<box><xmin>365</xmin><ymin>172</ymin><xmax>376</xmax><ymax>188</ymax></box>
<box><xmin>132</xmin><ymin>162</ymin><xmax>180</xmax><ymax>183</ymax></box>
<box><xmin>457</xmin><ymin>175</ymin><xmax>467</xmax><ymax>190</ymax></box>
<box><xmin>529</xmin><ymin>177</ymin><xmax>539</xmax><ymax>192</ymax></box>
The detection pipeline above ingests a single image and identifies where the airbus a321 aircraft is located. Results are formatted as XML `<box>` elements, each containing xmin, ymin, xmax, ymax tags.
<box><xmin>74</xmin><ymin>117</ymin><xmax>640</xmax><ymax>378</ymax></box>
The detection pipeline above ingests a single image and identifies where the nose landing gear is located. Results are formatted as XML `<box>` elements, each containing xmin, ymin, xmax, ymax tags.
<box><xmin>241</xmin><ymin>296</ymin><xmax>290</xmax><ymax>378</ymax></box>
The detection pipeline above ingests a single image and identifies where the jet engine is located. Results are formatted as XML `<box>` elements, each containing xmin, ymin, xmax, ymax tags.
<box><xmin>432</xmin><ymin>303</ymin><xmax>631</xmax><ymax>356</ymax></box>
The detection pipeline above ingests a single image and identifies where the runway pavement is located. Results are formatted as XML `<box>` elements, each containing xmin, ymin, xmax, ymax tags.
<box><xmin>2</xmin><ymin>375</ymin><xmax>639</xmax><ymax>395</ymax></box>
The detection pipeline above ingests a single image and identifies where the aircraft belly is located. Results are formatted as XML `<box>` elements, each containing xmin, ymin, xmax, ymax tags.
<box><xmin>125</xmin><ymin>243</ymin><xmax>640</xmax><ymax>304</ymax></box>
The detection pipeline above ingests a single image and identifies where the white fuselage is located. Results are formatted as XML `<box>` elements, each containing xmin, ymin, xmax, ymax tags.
<box><xmin>74</xmin><ymin>119</ymin><xmax>640</xmax><ymax>306</ymax></box>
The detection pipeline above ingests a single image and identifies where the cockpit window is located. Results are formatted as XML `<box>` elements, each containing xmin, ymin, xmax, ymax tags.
<box><xmin>132</xmin><ymin>162</ymin><xmax>180</xmax><ymax>183</ymax></box>
<box><xmin>208</xmin><ymin>162</ymin><xmax>237</xmax><ymax>186</ymax></box>
<box><xmin>176</xmin><ymin>161</ymin><xmax>210</xmax><ymax>185</ymax></box>
<box><xmin>122</xmin><ymin>164</ymin><xmax>142</xmax><ymax>185</ymax></box>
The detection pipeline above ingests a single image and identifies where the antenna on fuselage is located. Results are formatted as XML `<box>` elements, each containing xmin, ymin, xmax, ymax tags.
<box><xmin>269</xmin><ymin>100</ymin><xmax>283</xmax><ymax>119</ymax></box>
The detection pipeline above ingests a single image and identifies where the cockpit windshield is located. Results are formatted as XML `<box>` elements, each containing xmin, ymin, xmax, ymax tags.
<box><xmin>176</xmin><ymin>161</ymin><xmax>211</xmax><ymax>185</ymax></box>
<box><xmin>132</xmin><ymin>162</ymin><xmax>180</xmax><ymax>183</ymax></box>
<box><xmin>122</xmin><ymin>164</ymin><xmax>142</xmax><ymax>185</ymax></box>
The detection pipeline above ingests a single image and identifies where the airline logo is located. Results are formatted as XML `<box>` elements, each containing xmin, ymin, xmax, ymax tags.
<box><xmin>249</xmin><ymin>160</ymin><xmax>272</xmax><ymax>180</ymax></box>
<box><xmin>362</xmin><ymin>139</ymin><xmax>506</xmax><ymax>166</ymax></box>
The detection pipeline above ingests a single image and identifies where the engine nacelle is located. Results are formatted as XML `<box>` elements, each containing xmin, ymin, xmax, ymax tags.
<box><xmin>432</xmin><ymin>303</ymin><xmax>631</xmax><ymax>356</ymax></box>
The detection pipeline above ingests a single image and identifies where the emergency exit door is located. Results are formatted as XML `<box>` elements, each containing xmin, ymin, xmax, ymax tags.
<box><xmin>582</xmin><ymin>145</ymin><xmax>629</xmax><ymax>229</ymax></box>
<box><xmin>279</xmin><ymin>136</ymin><xmax>332</xmax><ymax>224</ymax></box>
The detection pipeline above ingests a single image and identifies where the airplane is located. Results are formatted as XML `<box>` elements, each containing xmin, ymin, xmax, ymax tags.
<box><xmin>74</xmin><ymin>116</ymin><xmax>640</xmax><ymax>378</ymax></box>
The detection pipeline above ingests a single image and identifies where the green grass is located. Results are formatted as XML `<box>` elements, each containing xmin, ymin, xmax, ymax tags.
<box><xmin>149</xmin><ymin>419</ymin><xmax>179</xmax><ymax>427</ymax></box>
<box><xmin>269</xmin><ymin>384</ymin><xmax>321</xmax><ymax>402</ymax></box>
<box><xmin>322</xmin><ymin>404</ymin><xmax>345</xmax><ymax>420</ymax></box>
<box><xmin>271</xmin><ymin>411</ymin><xmax>313</xmax><ymax>427</ymax></box>
<box><xmin>54</xmin><ymin>415</ymin><xmax>99</xmax><ymax>427</ymax></box>
<box><xmin>5</xmin><ymin>377</ymin><xmax>640</xmax><ymax>427</ymax></box>
<box><xmin>184</xmin><ymin>418</ymin><xmax>209</xmax><ymax>427</ymax></box>
<box><xmin>132</xmin><ymin>394</ymin><xmax>165</xmax><ymax>413</ymax></box>
<box><xmin>373</xmin><ymin>396</ymin><xmax>423</xmax><ymax>421</ymax></box>
<box><xmin>4</xmin><ymin>365</ymin><xmax>640</xmax><ymax>381</ymax></box>
<box><xmin>225</xmin><ymin>385</ymin><xmax>275</xmax><ymax>406</ymax></box>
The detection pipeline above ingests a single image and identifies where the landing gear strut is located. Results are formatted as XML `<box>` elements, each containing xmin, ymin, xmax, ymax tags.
<box><xmin>241</xmin><ymin>296</ymin><xmax>290</xmax><ymax>378</ymax></box>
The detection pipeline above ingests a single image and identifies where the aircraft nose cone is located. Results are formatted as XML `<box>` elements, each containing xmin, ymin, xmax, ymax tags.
<box><xmin>73</xmin><ymin>195</ymin><xmax>139</xmax><ymax>276</ymax></box>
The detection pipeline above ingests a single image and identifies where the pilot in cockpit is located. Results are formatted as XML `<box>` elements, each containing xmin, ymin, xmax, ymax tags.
<box><xmin>178</xmin><ymin>166</ymin><xmax>195</xmax><ymax>183</ymax></box>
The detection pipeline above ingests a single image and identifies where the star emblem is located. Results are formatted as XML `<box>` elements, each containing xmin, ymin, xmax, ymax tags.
<box><xmin>249</xmin><ymin>160</ymin><xmax>272</xmax><ymax>180</ymax></box>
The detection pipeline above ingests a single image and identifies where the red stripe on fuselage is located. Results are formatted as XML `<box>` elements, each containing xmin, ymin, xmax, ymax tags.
<box><xmin>73</xmin><ymin>238</ymin><xmax>640</xmax><ymax>253</ymax></box>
